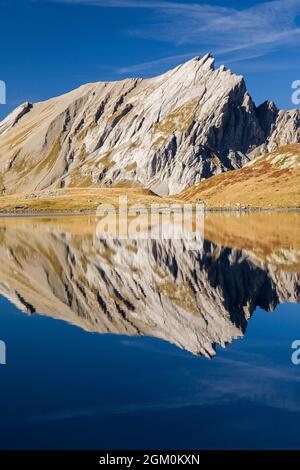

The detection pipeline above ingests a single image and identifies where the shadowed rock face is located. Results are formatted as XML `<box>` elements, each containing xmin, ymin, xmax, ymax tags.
<box><xmin>0</xmin><ymin>54</ymin><xmax>299</xmax><ymax>196</ymax></box>
<box><xmin>0</xmin><ymin>218</ymin><xmax>299</xmax><ymax>357</ymax></box>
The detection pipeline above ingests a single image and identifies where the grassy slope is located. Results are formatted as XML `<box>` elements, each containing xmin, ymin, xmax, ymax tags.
<box><xmin>0</xmin><ymin>187</ymin><xmax>177</xmax><ymax>213</ymax></box>
<box><xmin>179</xmin><ymin>144</ymin><xmax>300</xmax><ymax>208</ymax></box>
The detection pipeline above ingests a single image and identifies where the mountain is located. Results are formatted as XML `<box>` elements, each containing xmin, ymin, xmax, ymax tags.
<box><xmin>0</xmin><ymin>54</ymin><xmax>299</xmax><ymax>197</ymax></box>
<box><xmin>179</xmin><ymin>144</ymin><xmax>300</xmax><ymax>208</ymax></box>
<box><xmin>0</xmin><ymin>216</ymin><xmax>299</xmax><ymax>357</ymax></box>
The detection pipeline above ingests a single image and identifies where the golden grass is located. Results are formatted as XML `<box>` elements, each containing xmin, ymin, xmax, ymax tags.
<box><xmin>151</xmin><ymin>135</ymin><xmax>168</xmax><ymax>150</ymax></box>
<box><xmin>124</xmin><ymin>162</ymin><xmax>137</xmax><ymax>172</ymax></box>
<box><xmin>158</xmin><ymin>281</ymin><xmax>199</xmax><ymax>314</ymax></box>
<box><xmin>112</xmin><ymin>179</ymin><xmax>143</xmax><ymax>188</ymax></box>
<box><xmin>154</xmin><ymin>99</ymin><xmax>198</xmax><ymax>134</ymax></box>
<box><xmin>0</xmin><ymin>187</ymin><xmax>165</xmax><ymax>213</ymax></box>
<box><xmin>98</xmin><ymin>152</ymin><xmax>116</xmax><ymax>169</ymax></box>
<box><xmin>179</xmin><ymin>144</ymin><xmax>300</xmax><ymax>208</ymax></box>
<box><xmin>68</xmin><ymin>169</ymin><xmax>93</xmax><ymax>188</ymax></box>
<box><xmin>9</xmin><ymin>140</ymin><xmax>61</xmax><ymax>192</ymax></box>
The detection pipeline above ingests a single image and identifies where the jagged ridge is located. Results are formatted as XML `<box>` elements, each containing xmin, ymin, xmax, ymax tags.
<box><xmin>0</xmin><ymin>54</ymin><xmax>299</xmax><ymax>196</ymax></box>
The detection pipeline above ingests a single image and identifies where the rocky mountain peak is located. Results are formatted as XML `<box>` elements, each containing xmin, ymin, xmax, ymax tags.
<box><xmin>256</xmin><ymin>100</ymin><xmax>279</xmax><ymax>136</ymax></box>
<box><xmin>0</xmin><ymin>53</ymin><xmax>299</xmax><ymax>196</ymax></box>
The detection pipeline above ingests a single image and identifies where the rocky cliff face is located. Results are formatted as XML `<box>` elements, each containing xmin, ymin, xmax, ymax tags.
<box><xmin>0</xmin><ymin>219</ymin><xmax>299</xmax><ymax>357</ymax></box>
<box><xmin>0</xmin><ymin>54</ymin><xmax>299</xmax><ymax>196</ymax></box>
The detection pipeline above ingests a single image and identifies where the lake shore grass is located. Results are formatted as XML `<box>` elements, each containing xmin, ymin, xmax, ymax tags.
<box><xmin>0</xmin><ymin>187</ymin><xmax>299</xmax><ymax>216</ymax></box>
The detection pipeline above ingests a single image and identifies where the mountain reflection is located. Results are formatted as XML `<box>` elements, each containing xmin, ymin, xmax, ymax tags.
<box><xmin>0</xmin><ymin>212</ymin><xmax>299</xmax><ymax>357</ymax></box>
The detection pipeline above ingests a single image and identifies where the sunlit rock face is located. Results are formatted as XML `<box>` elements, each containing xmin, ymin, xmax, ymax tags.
<box><xmin>0</xmin><ymin>216</ymin><xmax>299</xmax><ymax>357</ymax></box>
<box><xmin>0</xmin><ymin>54</ymin><xmax>299</xmax><ymax>196</ymax></box>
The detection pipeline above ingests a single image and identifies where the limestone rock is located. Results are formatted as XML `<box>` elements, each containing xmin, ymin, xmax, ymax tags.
<box><xmin>0</xmin><ymin>55</ymin><xmax>299</xmax><ymax>195</ymax></box>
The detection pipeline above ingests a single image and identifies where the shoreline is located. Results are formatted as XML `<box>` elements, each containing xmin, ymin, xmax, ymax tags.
<box><xmin>0</xmin><ymin>206</ymin><xmax>299</xmax><ymax>219</ymax></box>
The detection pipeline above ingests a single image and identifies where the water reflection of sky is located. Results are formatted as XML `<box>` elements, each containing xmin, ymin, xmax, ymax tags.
<box><xmin>0</xmin><ymin>296</ymin><xmax>299</xmax><ymax>450</ymax></box>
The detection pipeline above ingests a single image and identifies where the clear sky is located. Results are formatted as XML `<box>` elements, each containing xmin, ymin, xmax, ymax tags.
<box><xmin>1</xmin><ymin>0</ymin><xmax>300</xmax><ymax>119</ymax></box>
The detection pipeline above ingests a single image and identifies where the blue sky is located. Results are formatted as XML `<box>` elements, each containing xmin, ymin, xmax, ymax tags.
<box><xmin>0</xmin><ymin>0</ymin><xmax>300</xmax><ymax>119</ymax></box>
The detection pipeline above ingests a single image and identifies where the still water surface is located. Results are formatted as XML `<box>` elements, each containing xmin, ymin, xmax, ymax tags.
<box><xmin>0</xmin><ymin>212</ymin><xmax>299</xmax><ymax>449</ymax></box>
